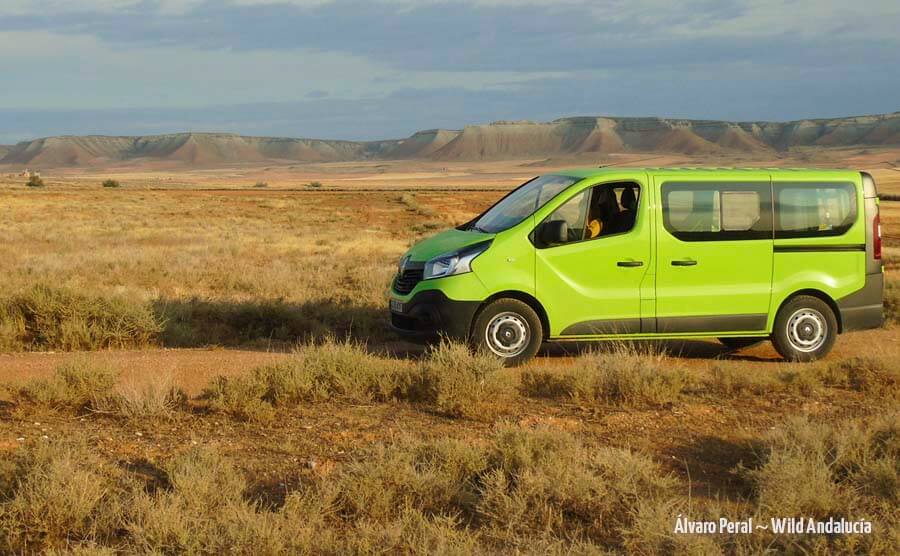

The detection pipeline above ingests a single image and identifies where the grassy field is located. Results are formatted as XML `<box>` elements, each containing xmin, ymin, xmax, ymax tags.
<box><xmin>1</xmin><ymin>168</ymin><xmax>899</xmax><ymax>553</ymax></box>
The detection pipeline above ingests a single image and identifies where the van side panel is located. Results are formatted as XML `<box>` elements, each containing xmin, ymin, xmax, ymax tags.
<box><xmin>767</xmin><ymin>173</ymin><xmax>868</xmax><ymax>331</ymax></box>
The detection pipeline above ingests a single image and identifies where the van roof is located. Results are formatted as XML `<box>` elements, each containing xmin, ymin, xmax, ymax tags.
<box><xmin>559</xmin><ymin>167</ymin><xmax>861</xmax><ymax>180</ymax></box>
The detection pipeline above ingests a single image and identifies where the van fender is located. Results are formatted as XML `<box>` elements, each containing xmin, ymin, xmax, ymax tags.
<box><xmin>768</xmin><ymin>288</ymin><xmax>843</xmax><ymax>334</ymax></box>
<box><xmin>474</xmin><ymin>291</ymin><xmax>551</xmax><ymax>340</ymax></box>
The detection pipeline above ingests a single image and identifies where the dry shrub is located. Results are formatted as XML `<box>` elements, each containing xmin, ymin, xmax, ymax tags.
<box><xmin>95</xmin><ymin>370</ymin><xmax>187</xmax><ymax>419</ymax></box>
<box><xmin>741</xmin><ymin>413</ymin><xmax>900</xmax><ymax>554</ymax></box>
<box><xmin>203</xmin><ymin>338</ymin><xmax>402</xmax><ymax>421</ymax></box>
<box><xmin>332</xmin><ymin>424</ymin><xmax>677</xmax><ymax>550</ymax></box>
<box><xmin>818</xmin><ymin>356</ymin><xmax>898</xmax><ymax>396</ymax></box>
<box><xmin>885</xmin><ymin>277</ymin><xmax>899</xmax><ymax>325</ymax></box>
<box><xmin>748</xmin><ymin>413</ymin><xmax>899</xmax><ymax>514</ymax></box>
<box><xmin>17</xmin><ymin>361</ymin><xmax>117</xmax><ymax>411</ymax></box>
<box><xmin>0</xmin><ymin>442</ymin><xmax>120</xmax><ymax>552</ymax></box>
<box><xmin>335</xmin><ymin>436</ymin><xmax>486</xmax><ymax>522</ymax></box>
<box><xmin>258</xmin><ymin>337</ymin><xmax>401</xmax><ymax>404</ymax></box>
<box><xmin>705</xmin><ymin>364</ymin><xmax>781</xmax><ymax>397</ymax></box>
<box><xmin>703</xmin><ymin>363</ymin><xmax>821</xmax><ymax>398</ymax></box>
<box><xmin>203</xmin><ymin>374</ymin><xmax>276</xmax><ymax>423</ymax></box>
<box><xmin>203</xmin><ymin>339</ymin><xmax>503</xmax><ymax>421</ymax></box>
<box><xmin>0</xmin><ymin>285</ymin><xmax>161</xmax><ymax>351</ymax></box>
<box><xmin>478</xmin><ymin>425</ymin><xmax>677</xmax><ymax>547</ymax></box>
<box><xmin>400</xmin><ymin>340</ymin><xmax>504</xmax><ymax>418</ymax></box>
<box><xmin>521</xmin><ymin>345</ymin><xmax>685</xmax><ymax>408</ymax></box>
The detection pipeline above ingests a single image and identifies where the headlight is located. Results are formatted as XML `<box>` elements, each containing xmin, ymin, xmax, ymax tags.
<box><xmin>423</xmin><ymin>240</ymin><xmax>492</xmax><ymax>280</ymax></box>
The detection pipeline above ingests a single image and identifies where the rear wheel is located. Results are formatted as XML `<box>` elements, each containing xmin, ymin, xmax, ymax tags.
<box><xmin>770</xmin><ymin>295</ymin><xmax>837</xmax><ymax>362</ymax></box>
<box><xmin>718</xmin><ymin>337</ymin><xmax>765</xmax><ymax>351</ymax></box>
<box><xmin>472</xmin><ymin>299</ymin><xmax>543</xmax><ymax>367</ymax></box>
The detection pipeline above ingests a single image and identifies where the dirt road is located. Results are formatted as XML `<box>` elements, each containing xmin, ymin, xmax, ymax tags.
<box><xmin>1</xmin><ymin>328</ymin><xmax>895</xmax><ymax>396</ymax></box>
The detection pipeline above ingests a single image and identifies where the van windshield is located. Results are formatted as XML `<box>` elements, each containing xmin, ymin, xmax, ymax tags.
<box><xmin>468</xmin><ymin>175</ymin><xmax>580</xmax><ymax>233</ymax></box>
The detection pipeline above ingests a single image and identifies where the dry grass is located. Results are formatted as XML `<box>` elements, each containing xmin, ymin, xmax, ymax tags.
<box><xmin>0</xmin><ymin>427</ymin><xmax>686</xmax><ymax>554</ymax></box>
<box><xmin>0</xmin><ymin>442</ymin><xmax>121</xmax><ymax>552</ymax></box>
<box><xmin>1</xmin><ymin>186</ymin><xmax>898</xmax><ymax>553</ymax></box>
<box><xmin>16</xmin><ymin>360</ymin><xmax>118</xmax><ymax>411</ymax></box>
<box><xmin>95</xmin><ymin>370</ymin><xmax>187</xmax><ymax>419</ymax></box>
<box><xmin>521</xmin><ymin>345</ymin><xmax>686</xmax><ymax>407</ymax></box>
<box><xmin>3</xmin><ymin>350</ymin><xmax>900</xmax><ymax>553</ymax></box>
<box><xmin>203</xmin><ymin>338</ymin><xmax>504</xmax><ymax>421</ymax></box>
<box><xmin>0</xmin><ymin>285</ymin><xmax>160</xmax><ymax>351</ymax></box>
<box><xmin>741</xmin><ymin>413</ymin><xmax>900</xmax><ymax>554</ymax></box>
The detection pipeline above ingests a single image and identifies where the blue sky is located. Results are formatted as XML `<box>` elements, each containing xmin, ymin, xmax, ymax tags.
<box><xmin>1</xmin><ymin>0</ymin><xmax>899</xmax><ymax>143</ymax></box>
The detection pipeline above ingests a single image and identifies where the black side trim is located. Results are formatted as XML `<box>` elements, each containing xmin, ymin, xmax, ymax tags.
<box><xmin>657</xmin><ymin>313</ymin><xmax>767</xmax><ymax>333</ymax></box>
<box><xmin>837</xmin><ymin>273</ymin><xmax>884</xmax><ymax>331</ymax></box>
<box><xmin>561</xmin><ymin>318</ymin><xmax>641</xmax><ymax>335</ymax></box>
<box><xmin>774</xmin><ymin>244</ymin><xmax>865</xmax><ymax>253</ymax></box>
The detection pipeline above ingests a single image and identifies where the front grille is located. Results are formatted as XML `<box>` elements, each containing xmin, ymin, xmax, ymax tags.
<box><xmin>392</xmin><ymin>268</ymin><xmax>424</xmax><ymax>295</ymax></box>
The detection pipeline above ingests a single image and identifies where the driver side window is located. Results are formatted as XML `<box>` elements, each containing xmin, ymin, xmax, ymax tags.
<box><xmin>537</xmin><ymin>183</ymin><xmax>640</xmax><ymax>248</ymax></box>
<box><xmin>542</xmin><ymin>189</ymin><xmax>590</xmax><ymax>245</ymax></box>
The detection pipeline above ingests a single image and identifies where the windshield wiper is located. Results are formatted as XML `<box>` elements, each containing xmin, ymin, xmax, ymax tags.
<box><xmin>469</xmin><ymin>224</ymin><xmax>489</xmax><ymax>233</ymax></box>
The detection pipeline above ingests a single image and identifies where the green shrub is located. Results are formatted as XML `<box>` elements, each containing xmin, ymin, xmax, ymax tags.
<box><xmin>306</xmin><ymin>181</ymin><xmax>323</xmax><ymax>188</ymax></box>
<box><xmin>101</xmin><ymin>179</ymin><xmax>120</xmax><ymax>188</ymax></box>
<box><xmin>26</xmin><ymin>175</ymin><xmax>45</xmax><ymax>187</ymax></box>
<box><xmin>253</xmin><ymin>181</ymin><xmax>268</xmax><ymax>188</ymax></box>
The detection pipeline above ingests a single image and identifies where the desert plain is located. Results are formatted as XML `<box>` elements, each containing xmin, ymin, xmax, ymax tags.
<box><xmin>0</xmin><ymin>127</ymin><xmax>898</xmax><ymax>553</ymax></box>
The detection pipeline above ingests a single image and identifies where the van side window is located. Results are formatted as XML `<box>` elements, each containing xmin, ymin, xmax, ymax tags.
<box><xmin>774</xmin><ymin>182</ymin><xmax>856</xmax><ymax>238</ymax></box>
<box><xmin>535</xmin><ymin>183</ymin><xmax>640</xmax><ymax>248</ymax></box>
<box><xmin>662</xmin><ymin>182</ymin><xmax>772</xmax><ymax>241</ymax></box>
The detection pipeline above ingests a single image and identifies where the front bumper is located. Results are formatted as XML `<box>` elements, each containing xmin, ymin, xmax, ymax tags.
<box><xmin>389</xmin><ymin>290</ymin><xmax>480</xmax><ymax>341</ymax></box>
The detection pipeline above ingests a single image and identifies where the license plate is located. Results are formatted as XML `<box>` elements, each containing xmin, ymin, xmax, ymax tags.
<box><xmin>390</xmin><ymin>299</ymin><xmax>405</xmax><ymax>313</ymax></box>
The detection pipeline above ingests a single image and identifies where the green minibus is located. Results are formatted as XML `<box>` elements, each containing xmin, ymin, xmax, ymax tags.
<box><xmin>389</xmin><ymin>168</ymin><xmax>883</xmax><ymax>365</ymax></box>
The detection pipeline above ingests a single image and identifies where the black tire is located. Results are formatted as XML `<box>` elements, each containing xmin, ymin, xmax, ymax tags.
<box><xmin>471</xmin><ymin>298</ymin><xmax>543</xmax><ymax>367</ymax></box>
<box><xmin>770</xmin><ymin>295</ymin><xmax>837</xmax><ymax>362</ymax></box>
<box><xmin>718</xmin><ymin>337</ymin><xmax>765</xmax><ymax>351</ymax></box>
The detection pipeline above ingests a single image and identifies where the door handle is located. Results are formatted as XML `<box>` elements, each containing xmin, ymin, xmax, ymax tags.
<box><xmin>671</xmin><ymin>259</ymin><xmax>697</xmax><ymax>266</ymax></box>
<box><xmin>617</xmin><ymin>260</ymin><xmax>644</xmax><ymax>267</ymax></box>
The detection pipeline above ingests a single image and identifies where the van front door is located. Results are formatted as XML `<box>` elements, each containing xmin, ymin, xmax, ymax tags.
<box><xmin>654</xmin><ymin>177</ymin><xmax>774</xmax><ymax>334</ymax></box>
<box><xmin>536</xmin><ymin>182</ymin><xmax>652</xmax><ymax>336</ymax></box>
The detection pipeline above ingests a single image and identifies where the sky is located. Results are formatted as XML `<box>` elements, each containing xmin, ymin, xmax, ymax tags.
<box><xmin>1</xmin><ymin>0</ymin><xmax>899</xmax><ymax>143</ymax></box>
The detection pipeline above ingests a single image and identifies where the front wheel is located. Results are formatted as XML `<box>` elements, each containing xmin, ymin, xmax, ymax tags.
<box><xmin>770</xmin><ymin>295</ymin><xmax>837</xmax><ymax>362</ymax></box>
<box><xmin>472</xmin><ymin>299</ymin><xmax>543</xmax><ymax>367</ymax></box>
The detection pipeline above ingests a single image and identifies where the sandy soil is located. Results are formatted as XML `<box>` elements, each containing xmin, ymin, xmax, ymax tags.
<box><xmin>2</xmin><ymin>328</ymin><xmax>895</xmax><ymax>397</ymax></box>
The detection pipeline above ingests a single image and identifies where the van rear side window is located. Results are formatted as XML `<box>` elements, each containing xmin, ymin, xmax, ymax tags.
<box><xmin>661</xmin><ymin>182</ymin><xmax>772</xmax><ymax>241</ymax></box>
<box><xmin>774</xmin><ymin>182</ymin><xmax>856</xmax><ymax>238</ymax></box>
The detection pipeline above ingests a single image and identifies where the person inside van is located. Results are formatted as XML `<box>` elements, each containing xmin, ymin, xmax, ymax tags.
<box><xmin>609</xmin><ymin>185</ymin><xmax>638</xmax><ymax>233</ymax></box>
<box><xmin>586</xmin><ymin>188</ymin><xmax>618</xmax><ymax>238</ymax></box>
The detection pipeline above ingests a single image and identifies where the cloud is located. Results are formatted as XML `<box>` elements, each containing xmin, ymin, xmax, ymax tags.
<box><xmin>0</xmin><ymin>0</ymin><xmax>897</xmax><ymax>141</ymax></box>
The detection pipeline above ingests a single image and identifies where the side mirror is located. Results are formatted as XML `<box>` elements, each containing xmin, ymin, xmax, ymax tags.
<box><xmin>540</xmin><ymin>220</ymin><xmax>568</xmax><ymax>244</ymax></box>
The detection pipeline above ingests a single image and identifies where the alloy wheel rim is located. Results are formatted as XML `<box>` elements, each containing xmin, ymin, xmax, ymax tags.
<box><xmin>786</xmin><ymin>308</ymin><xmax>827</xmax><ymax>353</ymax></box>
<box><xmin>485</xmin><ymin>312</ymin><xmax>530</xmax><ymax>357</ymax></box>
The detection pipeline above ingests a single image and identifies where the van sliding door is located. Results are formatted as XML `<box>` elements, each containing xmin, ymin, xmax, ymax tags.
<box><xmin>654</xmin><ymin>176</ymin><xmax>774</xmax><ymax>333</ymax></box>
